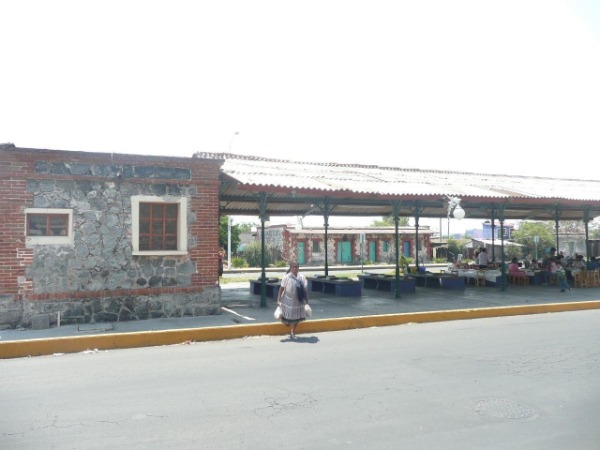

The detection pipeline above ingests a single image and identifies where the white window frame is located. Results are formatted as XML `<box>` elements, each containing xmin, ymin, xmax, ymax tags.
<box><xmin>25</xmin><ymin>208</ymin><xmax>74</xmax><ymax>246</ymax></box>
<box><xmin>131</xmin><ymin>195</ymin><xmax>188</xmax><ymax>256</ymax></box>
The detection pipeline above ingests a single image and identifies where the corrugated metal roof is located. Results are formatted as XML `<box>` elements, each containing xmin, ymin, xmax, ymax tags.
<box><xmin>195</xmin><ymin>152</ymin><xmax>600</xmax><ymax>221</ymax></box>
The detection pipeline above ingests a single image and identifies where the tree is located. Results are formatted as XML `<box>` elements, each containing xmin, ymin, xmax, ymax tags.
<box><xmin>447</xmin><ymin>238</ymin><xmax>466</xmax><ymax>262</ymax></box>
<box><xmin>512</xmin><ymin>221</ymin><xmax>555</xmax><ymax>259</ymax></box>
<box><xmin>218</xmin><ymin>216</ymin><xmax>242</xmax><ymax>253</ymax></box>
<box><xmin>236</xmin><ymin>222</ymin><xmax>256</xmax><ymax>233</ymax></box>
<box><xmin>591</xmin><ymin>221</ymin><xmax>600</xmax><ymax>239</ymax></box>
<box><xmin>371</xmin><ymin>215</ymin><xmax>409</xmax><ymax>226</ymax></box>
<box><xmin>242</xmin><ymin>241</ymin><xmax>275</xmax><ymax>267</ymax></box>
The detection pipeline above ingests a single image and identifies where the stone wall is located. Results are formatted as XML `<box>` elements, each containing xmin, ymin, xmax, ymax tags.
<box><xmin>23</xmin><ymin>286</ymin><xmax>221</xmax><ymax>326</ymax></box>
<box><xmin>26</xmin><ymin>178</ymin><xmax>198</xmax><ymax>293</ymax></box>
<box><xmin>0</xmin><ymin>145</ymin><xmax>222</xmax><ymax>329</ymax></box>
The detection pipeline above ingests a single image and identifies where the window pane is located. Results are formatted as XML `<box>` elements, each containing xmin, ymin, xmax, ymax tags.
<box><xmin>139</xmin><ymin>236</ymin><xmax>150</xmax><ymax>250</ymax></box>
<box><xmin>165</xmin><ymin>221</ymin><xmax>177</xmax><ymax>233</ymax></box>
<box><xmin>28</xmin><ymin>215</ymin><xmax>48</xmax><ymax>236</ymax></box>
<box><xmin>49</xmin><ymin>216</ymin><xmax>67</xmax><ymax>236</ymax></box>
<box><xmin>27</xmin><ymin>214</ymin><xmax>69</xmax><ymax>237</ymax></box>
<box><xmin>164</xmin><ymin>238</ymin><xmax>177</xmax><ymax>250</ymax></box>
<box><xmin>152</xmin><ymin>221</ymin><xmax>164</xmax><ymax>234</ymax></box>
<box><xmin>151</xmin><ymin>237</ymin><xmax>163</xmax><ymax>249</ymax></box>
<box><xmin>139</xmin><ymin>220</ymin><xmax>150</xmax><ymax>234</ymax></box>
<box><xmin>165</xmin><ymin>204</ymin><xmax>178</xmax><ymax>218</ymax></box>
<box><xmin>137</xmin><ymin>201</ymin><xmax>181</xmax><ymax>251</ymax></box>
<box><xmin>140</xmin><ymin>203</ymin><xmax>151</xmax><ymax>217</ymax></box>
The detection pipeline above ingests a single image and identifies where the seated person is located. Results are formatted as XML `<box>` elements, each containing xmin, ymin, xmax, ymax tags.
<box><xmin>530</xmin><ymin>259</ymin><xmax>539</xmax><ymax>269</ymax></box>
<box><xmin>588</xmin><ymin>256</ymin><xmax>599</xmax><ymax>270</ymax></box>
<box><xmin>508</xmin><ymin>257</ymin><xmax>526</xmax><ymax>276</ymax></box>
<box><xmin>572</xmin><ymin>254</ymin><xmax>586</xmax><ymax>270</ymax></box>
<box><xmin>477</xmin><ymin>247</ymin><xmax>489</xmax><ymax>269</ymax></box>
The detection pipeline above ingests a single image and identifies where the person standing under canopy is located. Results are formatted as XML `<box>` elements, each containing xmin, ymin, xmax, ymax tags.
<box><xmin>277</xmin><ymin>261</ymin><xmax>310</xmax><ymax>339</ymax></box>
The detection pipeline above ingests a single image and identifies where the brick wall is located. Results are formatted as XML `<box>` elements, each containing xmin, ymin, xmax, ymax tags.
<box><xmin>0</xmin><ymin>144</ymin><xmax>223</xmax><ymax>326</ymax></box>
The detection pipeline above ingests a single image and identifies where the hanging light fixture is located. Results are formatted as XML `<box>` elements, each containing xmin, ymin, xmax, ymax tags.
<box><xmin>447</xmin><ymin>196</ymin><xmax>465</xmax><ymax>220</ymax></box>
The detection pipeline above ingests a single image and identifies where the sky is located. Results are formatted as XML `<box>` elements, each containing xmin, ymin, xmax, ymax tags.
<box><xmin>2</xmin><ymin>0</ymin><xmax>600</xmax><ymax>232</ymax></box>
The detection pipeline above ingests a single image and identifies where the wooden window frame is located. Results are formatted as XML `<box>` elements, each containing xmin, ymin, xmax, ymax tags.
<box><xmin>138</xmin><ymin>203</ymin><xmax>179</xmax><ymax>251</ymax></box>
<box><xmin>25</xmin><ymin>208</ymin><xmax>74</xmax><ymax>246</ymax></box>
<box><xmin>131</xmin><ymin>196</ymin><xmax>188</xmax><ymax>256</ymax></box>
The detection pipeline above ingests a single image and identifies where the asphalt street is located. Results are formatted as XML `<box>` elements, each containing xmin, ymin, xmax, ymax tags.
<box><xmin>1</xmin><ymin>309</ymin><xmax>599</xmax><ymax>450</ymax></box>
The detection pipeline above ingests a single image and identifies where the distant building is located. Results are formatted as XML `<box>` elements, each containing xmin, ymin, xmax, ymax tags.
<box><xmin>257</xmin><ymin>224</ymin><xmax>434</xmax><ymax>265</ymax></box>
<box><xmin>468</xmin><ymin>221</ymin><xmax>515</xmax><ymax>240</ymax></box>
<box><xmin>482</xmin><ymin>220</ymin><xmax>515</xmax><ymax>239</ymax></box>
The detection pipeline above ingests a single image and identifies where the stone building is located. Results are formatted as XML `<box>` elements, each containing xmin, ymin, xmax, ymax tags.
<box><xmin>0</xmin><ymin>144</ymin><xmax>222</xmax><ymax>328</ymax></box>
<box><xmin>257</xmin><ymin>224</ymin><xmax>433</xmax><ymax>266</ymax></box>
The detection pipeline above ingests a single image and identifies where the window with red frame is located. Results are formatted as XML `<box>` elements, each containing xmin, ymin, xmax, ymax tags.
<box><xmin>139</xmin><ymin>203</ymin><xmax>178</xmax><ymax>251</ymax></box>
<box><xmin>27</xmin><ymin>214</ymin><xmax>69</xmax><ymax>236</ymax></box>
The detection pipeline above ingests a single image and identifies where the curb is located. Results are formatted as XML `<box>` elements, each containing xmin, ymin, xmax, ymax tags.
<box><xmin>2</xmin><ymin>300</ymin><xmax>599</xmax><ymax>359</ymax></box>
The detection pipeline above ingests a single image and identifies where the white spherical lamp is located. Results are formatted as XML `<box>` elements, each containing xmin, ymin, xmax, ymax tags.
<box><xmin>453</xmin><ymin>205</ymin><xmax>465</xmax><ymax>220</ymax></box>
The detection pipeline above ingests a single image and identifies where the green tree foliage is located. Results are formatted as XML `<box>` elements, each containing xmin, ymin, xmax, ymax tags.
<box><xmin>512</xmin><ymin>221</ymin><xmax>555</xmax><ymax>259</ymax></box>
<box><xmin>218</xmin><ymin>216</ymin><xmax>241</xmax><ymax>253</ymax></box>
<box><xmin>236</xmin><ymin>222</ymin><xmax>256</xmax><ymax>233</ymax></box>
<box><xmin>232</xmin><ymin>257</ymin><xmax>248</xmax><ymax>268</ymax></box>
<box><xmin>447</xmin><ymin>238</ymin><xmax>466</xmax><ymax>261</ymax></box>
<box><xmin>503</xmin><ymin>245</ymin><xmax>523</xmax><ymax>261</ymax></box>
<box><xmin>242</xmin><ymin>241</ymin><xmax>275</xmax><ymax>267</ymax></box>
<box><xmin>371</xmin><ymin>215</ymin><xmax>410</xmax><ymax>226</ymax></box>
<box><xmin>591</xmin><ymin>221</ymin><xmax>600</xmax><ymax>239</ymax></box>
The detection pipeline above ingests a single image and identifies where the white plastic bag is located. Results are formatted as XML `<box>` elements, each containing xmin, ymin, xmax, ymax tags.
<box><xmin>274</xmin><ymin>305</ymin><xmax>282</xmax><ymax>320</ymax></box>
<box><xmin>304</xmin><ymin>304</ymin><xmax>312</xmax><ymax>318</ymax></box>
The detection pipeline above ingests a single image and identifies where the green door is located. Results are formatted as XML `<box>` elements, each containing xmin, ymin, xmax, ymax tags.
<box><xmin>337</xmin><ymin>241</ymin><xmax>352</xmax><ymax>263</ymax></box>
<box><xmin>297</xmin><ymin>242</ymin><xmax>306</xmax><ymax>265</ymax></box>
<box><xmin>369</xmin><ymin>241</ymin><xmax>376</xmax><ymax>262</ymax></box>
<box><xmin>403</xmin><ymin>241</ymin><xmax>411</xmax><ymax>257</ymax></box>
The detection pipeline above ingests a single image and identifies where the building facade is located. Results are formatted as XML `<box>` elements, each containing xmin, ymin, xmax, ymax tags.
<box><xmin>0</xmin><ymin>145</ymin><xmax>222</xmax><ymax>328</ymax></box>
<box><xmin>258</xmin><ymin>224</ymin><xmax>433</xmax><ymax>266</ymax></box>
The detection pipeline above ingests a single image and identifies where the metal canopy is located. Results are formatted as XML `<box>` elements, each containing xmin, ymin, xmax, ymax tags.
<box><xmin>194</xmin><ymin>152</ymin><xmax>600</xmax><ymax>221</ymax></box>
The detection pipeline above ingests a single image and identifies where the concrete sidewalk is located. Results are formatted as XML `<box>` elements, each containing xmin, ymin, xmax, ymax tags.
<box><xmin>2</xmin><ymin>281</ymin><xmax>600</xmax><ymax>359</ymax></box>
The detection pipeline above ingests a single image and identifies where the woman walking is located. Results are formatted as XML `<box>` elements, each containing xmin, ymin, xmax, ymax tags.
<box><xmin>277</xmin><ymin>261</ymin><xmax>309</xmax><ymax>339</ymax></box>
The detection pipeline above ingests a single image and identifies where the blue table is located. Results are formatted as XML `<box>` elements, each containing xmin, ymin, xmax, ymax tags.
<box><xmin>527</xmin><ymin>272</ymin><xmax>545</xmax><ymax>285</ymax></box>
<box><xmin>357</xmin><ymin>274</ymin><xmax>416</xmax><ymax>294</ymax></box>
<box><xmin>412</xmin><ymin>274</ymin><xmax>465</xmax><ymax>290</ymax></box>
<box><xmin>249</xmin><ymin>280</ymin><xmax>280</xmax><ymax>300</ymax></box>
<box><xmin>307</xmin><ymin>277</ymin><xmax>362</xmax><ymax>297</ymax></box>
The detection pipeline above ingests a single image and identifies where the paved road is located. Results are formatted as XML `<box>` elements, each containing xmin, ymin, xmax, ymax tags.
<box><xmin>1</xmin><ymin>310</ymin><xmax>599</xmax><ymax>450</ymax></box>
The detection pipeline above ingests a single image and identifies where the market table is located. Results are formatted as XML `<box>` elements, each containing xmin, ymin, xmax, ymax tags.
<box><xmin>357</xmin><ymin>274</ymin><xmax>416</xmax><ymax>294</ymax></box>
<box><xmin>411</xmin><ymin>273</ymin><xmax>466</xmax><ymax>290</ymax></box>
<box><xmin>249</xmin><ymin>279</ymin><xmax>281</xmax><ymax>300</ymax></box>
<box><xmin>307</xmin><ymin>276</ymin><xmax>362</xmax><ymax>297</ymax></box>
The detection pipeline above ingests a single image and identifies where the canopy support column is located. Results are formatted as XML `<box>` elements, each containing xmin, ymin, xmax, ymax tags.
<box><xmin>490</xmin><ymin>209</ymin><xmax>496</xmax><ymax>262</ymax></box>
<box><xmin>414</xmin><ymin>204</ymin><xmax>420</xmax><ymax>272</ymax></box>
<box><xmin>497</xmin><ymin>205</ymin><xmax>507</xmax><ymax>291</ymax></box>
<box><xmin>259</xmin><ymin>192</ymin><xmax>268</xmax><ymax>307</ymax></box>
<box><xmin>323</xmin><ymin>198</ymin><xmax>331</xmax><ymax>277</ymax></box>
<box><xmin>554</xmin><ymin>206</ymin><xmax>561</xmax><ymax>252</ymax></box>
<box><xmin>583</xmin><ymin>207</ymin><xmax>591</xmax><ymax>262</ymax></box>
<box><xmin>393</xmin><ymin>201</ymin><xmax>401</xmax><ymax>299</ymax></box>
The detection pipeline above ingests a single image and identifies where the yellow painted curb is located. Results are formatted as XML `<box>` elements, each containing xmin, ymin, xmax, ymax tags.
<box><xmin>1</xmin><ymin>300</ymin><xmax>599</xmax><ymax>359</ymax></box>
